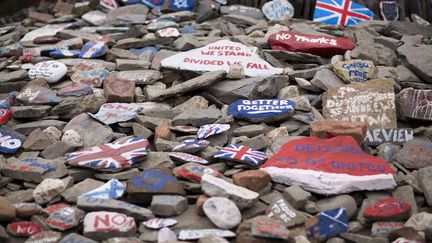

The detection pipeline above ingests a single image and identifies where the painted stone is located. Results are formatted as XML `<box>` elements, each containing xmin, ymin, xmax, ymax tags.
<box><xmin>397</xmin><ymin>88</ymin><xmax>432</xmax><ymax>122</ymax></box>
<box><xmin>268</xmin><ymin>31</ymin><xmax>356</xmax><ymax>57</ymax></box>
<box><xmin>142</xmin><ymin>0</ymin><xmax>164</xmax><ymax>8</ymax></box>
<box><xmin>178</xmin><ymin>229</ymin><xmax>235</xmax><ymax>240</ymax></box>
<box><xmin>266</xmin><ymin>197</ymin><xmax>305</xmax><ymax>227</ymax></box>
<box><xmin>27</xmin><ymin>231</ymin><xmax>62</xmax><ymax>243</ymax></box>
<box><xmin>250</xmin><ymin>216</ymin><xmax>290</xmax><ymax>240</ymax></box>
<box><xmin>114</xmin><ymin>70</ymin><xmax>162</xmax><ymax>85</ymax></box>
<box><xmin>172</xmin><ymin>139</ymin><xmax>209</xmax><ymax>153</ymax></box>
<box><xmin>6</xmin><ymin>221</ymin><xmax>41</xmax><ymax>237</ymax></box>
<box><xmin>71</xmin><ymin>69</ymin><xmax>109</xmax><ymax>87</ymax></box>
<box><xmin>103</xmin><ymin>78</ymin><xmax>135</xmax><ymax>103</ymax></box>
<box><xmin>69</xmin><ymin>61</ymin><xmax>106</xmax><ymax>77</ymax></box>
<box><xmin>89</xmin><ymin>103</ymin><xmax>141</xmax><ymax>125</ymax></box>
<box><xmin>333</xmin><ymin>60</ymin><xmax>376</xmax><ymax>83</ymax></box>
<box><xmin>380</xmin><ymin>1</ymin><xmax>399</xmax><ymax>21</ymax></box>
<box><xmin>28</xmin><ymin>61</ymin><xmax>67</xmax><ymax>83</ymax></box>
<box><xmin>395</xmin><ymin>138</ymin><xmax>432</xmax><ymax>169</ymax></box>
<box><xmin>43</xmin><ymin>203</ymin><xmax>70</xmax><ymax>215</ymax></box>
<box><xmin>262</xmin><ymin>0</ymin><xmax>294</xmax><ymax>21</ymax></box>
<box><xmin>46</xmin><ymin>206</ymin><xmax>85</xmax><ymax>231</ymax></box>
<box><xmin>306</xmin><ymin>208</ymin><xmax>348</xmax><ymax>239</ymax></box>
<box><xmin>322</xmin><ymin>79</ymin><xmax>397</xmax><ymax>129</ymax></box>
<box><xmin>127</xmin><ymin>169</ymin><xmax>186</xmax><ymax>200</ymax></box>
<box><xmin>214</xmin><ymin>145</ymin><xmax>267</xmax><ymax>166</ymax></box>
<box><xmin>260</xmin><ymin>136</ymin><xmax>397</xmax><ymax>194</ymax></box>
<box><xmin>3</xmin><ymin>157</ymin><xmax>66</xmax><ymax>183</ymax></box>
<box><xmin>57</xmin><ymin>83</ymin><xmax>93</xmax><ymax>97</ymax></box>
<box><xmin>80</xmin><ymin>179</ymin><xmax>126</xmax><ymax>199</ymax></box>
<box><xmin>83</xmin><ymin>211</ymin><xmax>136</xmax><ymax>240</ymax></box>
<box><xmin>80</xmin><ymin>41</ymin><xmax>108</xmax><ymax>59</ymax></box>
<box><xmin>50</xmin><ymin>50</ymin><xmax>81</xmax><ymax>58</ymax></box>
<box><xmin>364</xmin><ymin>198</ymin><xmax>411</xmax><ymax>221</ymax></box>
<box><xmin>0</xmin><ymin>92</ymin><xmax>17</xmax><ymax>109</ymax></box>
<box><xmin>142</xmin><ymin>218</ymin><xmax>178</xmax><ymax>230</ymax></box>
<box><xmin>371</xmin><ymin>222</ymin><xmax>405</xmax><ymax>236</ymax></box>
<box><xmin>160</xmin><ymin>40</ymin><xmax>283</xmax><ymax>77</ymax></box>
<box><xmin>67</xmin><ymin>137</ymin><xmax>148</xmax><ymax>172</ymax></box>
<box><xmin>99</xmin><ymin>0</ymin><xmax>118</xmax><ymax>11</ymax></box>
<box><xmin>17</xmin><ymin>86</ymin><xmax>62</xmax><ymax>105</ymax></box>
<box><xmin>20</xmin><ymin>24</ymin><xmax>72</xmax><ymax>43</ymax></box>
<box><xmin>129</xmin><ymin>46</ymin><xmax>157</xmax><ymax>58</ymax></box>
<box><xmin>313</xmin><ymin>0</ymin><xmax>373</xmax><ymax>26</ymax></box>
<box><xmin>59</xmin><ymin>233</ymin><xmax>97</xmax><ymax>243</ymax></box>
<box><xmin>157</xmin><ymin>28</ymin><xmax>180</xmax><ymax>38</ymax></box>
<box><xmin>173</xmin><ymin>162</ymin><xmax>221</xmax><ymax>182</ymax></box>
<box><xmin>0</xmin><ymin>109</ymin><xmax>12</xmax><ymax>125</ymax></box>
<box><xmin>164</xmin><ymin>0</ymin><xmax>195</xmax><ymax>11</ymax></box>
<box><xmin>168</xmin><ymin>152</ymin><xmax>209</xmax><ymax>165</ymax></box>
<box><xmin>197</xmin><ymin>124</ymin><xmax>230</xmax><ymax>139</ymax></box>
<box><xmin>170</xmin><ymin>126</ymin><xmax>198</xmax><ymax>134</ymax></box>
<box><xmin>228</xmin><ymin>99</ymin><xmax>295</xmax><ymax>123</ymax></box>
<box><xmin>364</xmin><ymin>128</ymin><xmax>414</xmax><ymax>146</ymax></box>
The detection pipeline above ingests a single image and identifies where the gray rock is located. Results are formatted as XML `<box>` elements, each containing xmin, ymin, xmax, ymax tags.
<box><xmin>11</xmin><ymin>105</ymin><xmax>52</xmax><ymax>119</ymax></box>
<box><xmin>288</xmin><ymin>65</ymin><xmax>331</xmax><ymax>81</ymax></box>
<box><xmin>311</xmin><ymin>69</ymin><xmax>345</xmax><ymax>91</ymax></box>
<box><xmin>173</xmin><ymin>35</ymin><xmax>201</xmax><ymax>51</ymax></box>
<box><xmin>405</xmin><ymin>212</ymin><xmax>432</xmax><ymax>239</ymax></box>
<box><xmin>203</xmin><ymin>197</ymin><xmax>241</xmax><ymax>229</ymax></box>
<box><xmin>172</xmin><ymin>108</ymin><xmax>221</xmax><ymax>127</ymax></box>
<box><xmin>150</xmin><ymin>195</ymin><xmax>188</xmax><ymax>217</ymax></box>
<box><xmin>398</xmin><ymin>43</ymin><xmax>432</xmax><ymax>83</ymax></box>
<box><xmin>0</xmin><ymin>70</ymin><xmax>28</xmax><ymax>83</ymax></box>
<box><xmin>5</xmin><ymin>189</ymin><xmax>34</xmax><ymax>204</ymax></box>
<box><xmin>146</xmin><ymin>71</ymin><xmax>226</xmax><ymax>101</ymax></box>
<box><xmin>232</xmin><ymin>125</ymin><xmax>268</xmax><ymax>137</ymax></box>
<box><xmin>340</xmin><ymin>233</ymin><xmax>388</xmax><ymax>243</ymax></box>
<box><xmin>77</xmin><ymin>197</ymin><xmax>154</xmax><ymax>220</ymax></box>
<box><xmin>316</xmin><ymin>194</ymin><xmax>357</xmax><ymax>219</ymax></box>
<box><xmin>61</xmin><ymin>179</ymin><xmax>104</xmax><ymax>203</ymax></box>
<box><xmin>12</xmin><ymin>120</ymin><xmax>67</xmax><ymax>136</ymax></box>
<box><xmin>351</xmin><ymin>42</ymin><xmax>397</xmax><ymax>67</ymax></box>
<box><xmin>265</xmin><ymin>50</ymin><xmax>322</xmax><ymax>64</ymax></box>
<box><xmin>418</xmin><ymin>166</ymin><xmax>432</xmax><ymax>207</ymax></box>
<box><xmin>41</xmin><ymin>141</ymin><xmax>77</xmax><ymax>159</ymax></box>
<box><xmin>395</xmin><ymin>138</ymin><xmax>432</xmax><ymax>169</ymax></box>
<box><xmin>282</xmin><ymin>185</ymin><xmax>311</xmax><ymax>210</ymax></box>
<box><xmin>116</xmin><ymin>59</ymin><xmax>151</xmax><ymax>71</ymax></box>
<box><xmin>115</xmin><ymin>70</ymin><xmax>162</xmax><ymax>85</ymax></box>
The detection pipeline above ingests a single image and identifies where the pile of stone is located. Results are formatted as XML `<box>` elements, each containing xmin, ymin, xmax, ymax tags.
<box><xmin>0</xmin><ymin>0</ymin><xmax>430</xmax><ymax>242</ymax></box>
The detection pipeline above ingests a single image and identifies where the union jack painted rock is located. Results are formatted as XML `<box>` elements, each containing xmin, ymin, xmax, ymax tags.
<box><xmin>313</xmin><ymin>0</ymin><xmax>373</xmax><ymax>26</ymax></box>
<box><xmin>170</xmin><ymin>125</ymin><xmax>198</xmax><ymax>134</ymax></box>
<box><xmin>173</xmin><ymin>162</ymin><xmax>221</xmax><ymax>182</ymax></box>
<box><xmin>197</xmin><ymin>124</ymin><xmax>230</xmax><ymax>139</ymax></box>
<box><xmin>214</xmin><ymin>145</ymin><xmax>267</xmax><ymax>166</ymax></box>
<box><xmin>172</xmin><ymin>139</ymin><xmax>209</xmax><ymax>153</ymax></box>
<box><xmin>79</xmin><ymin>179</ymin><xmax>126</xmax><ymax>199</ymax></box>
<box><xmin>168</xmin><ymin>152</ymin><xmax>209</xmax><ymax>165</ymax></box>
<box><xmin>67</xmin><ymin>137</ymin><xmax>148</xmax><ymax>171</ymax></box>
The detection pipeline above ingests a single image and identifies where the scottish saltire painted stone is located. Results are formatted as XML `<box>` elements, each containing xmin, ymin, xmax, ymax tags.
<box><xmin>214</xmin><ymin>145</ymin><xmax>267</xmax><ymax>166</ymax></box>
<box><xmin>79</xmin><ymin>41</ymin><xmax>108</xmax><ymax>59</ymax></box>
<box><xmin>306</xmin><ymin>208</ymin><xmax>348</xmax><ymax>239</ymax></box>
<box><xmin>80</xmin><ymin>179</ymin><xmax>126</xmax><ymax>199</ymax></box>
<box><xmin>67</xmin><ymin>137</ymin><xmax>148</xmax><ymax>171</ymax></box>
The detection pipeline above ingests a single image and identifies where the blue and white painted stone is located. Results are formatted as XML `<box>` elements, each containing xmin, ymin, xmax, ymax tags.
<box><xmin>228</xmin><ymin>99</ymin><xmax>295</xmax><ymax>122</ymax></box>
<box><xmin>0</xmin><ymin>129</ymin><xmax>22</xmax><ymax>154</ymax></box>
<box><xmin>197</xmin><ymin>124</ymin><xmax>230</xmax><ymax>139</ymax></box>
<box><xmin>50</xmin><ymin>50</ymin><xmax>81</xmax><ymax>59</ymax></box>
<box><xmin>172</xmin><ymin>139</ymin><xmax>209</xmax><ymax>153</ymax></box>
<box><xmin>79</xmin><ymin>179</ymin><xmax>126</xmax><ymax>199</ymax></box>
<box><xmin>167</xmin><ymin>0</ymin><xmax>195</xmax><ymax>11</ymax></box>
<box><xmin>142</xmin><ymin>0</ymin><xmax>164</xmax><ymax>8</ymax></box>
<box><xmin>79</xmin><ymin>41</ymin><xmax>108</xmax><ymax>59</ymax></box>
<box><xmin>306</xmin><ymin>207</ymin><xmax>348</xmax><ymax>239</ymax></box>
<box><xmin>142</xmin><ymin>218</ymin><xmax>178</xmax><ymax>230</ymax></box>
<box><xmin>262</xmin><ymin>0</ymin><xmax>295</xmax><ymax>21</ymax></box>
<box><xmin>168</xmin><ymin>152</ymin><xmax>209</xmax><ymax>165</ymax></box>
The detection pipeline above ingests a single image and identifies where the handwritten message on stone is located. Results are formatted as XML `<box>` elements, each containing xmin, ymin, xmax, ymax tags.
<box><xmin>323</xmin><ymin>79</ymin><xmax>397</xmax><ymax>129</ymax></box>
<box><xmin>333</xmin><ymin>60</ymin><xmax>375</xmax><ymax>83</ymax></box>
<box><xmin>397</xmin><ymin>88</ymin><xmax>432</xmax><ymax>122</ymax></box>
<box><xmin>364</xmin><ymin>128</ymin><xmax>414</xmax><ymax>146</ymax></box>
<box><xmin>160</xmin><ymin>40</ymin><xmax>283</xmax><ymax>77</ymax></box>
<box><xmin>228</xmin><ymin>99</ymin><xmax>295</xmax><ymax>122</ymax></box>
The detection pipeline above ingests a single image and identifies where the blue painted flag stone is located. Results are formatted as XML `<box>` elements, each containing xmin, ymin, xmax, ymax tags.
<box><xmin>306</xmin><ymin>207</ymin><xmax>349</xmax><ymax>240</ymax></box>
<box><xmin>228</xmin><ymin>99</ymin><xmax>295</xmax><ymax>123</ymax></box>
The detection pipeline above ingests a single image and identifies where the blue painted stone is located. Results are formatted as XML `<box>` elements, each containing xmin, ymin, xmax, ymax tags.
<box><xmin>306</xmin><ymin>208</ymin><xmax>348</xmax><ymax>239</ymax></box>
<box><xmin>142</xmin><ymin>0</ymin><xmax>164</xmax><ymax>8</ymax></box>
<box><xmin>167</xmin><ymin>0</ymin><xmax>195</xmax><ymax>11</ymax></box>
<box><xmin>228</xmin><ymin>99</ymin><xmax>295</xmax><ymax>122</ymax></box>
<box><xmin>0</xmin><ymin>129</ymin><xmax>22</xmax><ymax>154</ymax></box>
<box><xmin>79</xmin><ymin>41</ymin><xmax>108</xmax><ymax>59</ymax></box>
<box><xmin>129</xmin><ymin>46</ymin><xmax>157</xmax><ymax>59</ymax></box>
<box><xmin>119</xmin><ymin>0</ymin><xmax>142</xmax><ymax>4</ymax></box>
<box><xmin>50</xmin><ymin>50</ymin><xmax>81</xmax><ymax>59</ymax></box>
<box><xmin>80</xmin><ymin>179</ymin><xmax>126</xmax><ymax>199</ymax></box>
<box><xmin>0</xmin><ymin>92</ymin><xmax>17</xmax><ymax>110</ymax></box>
<box><xmin>181</xmin><ymin>25</ymin><xmax>198</xmax><ymax>35</ymax></box>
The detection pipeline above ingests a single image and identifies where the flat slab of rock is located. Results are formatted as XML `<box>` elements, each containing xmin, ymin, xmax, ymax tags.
<box><xmin>61</xmin><ymin>179</ymin><xmax>105</xmax><ymax>203</ymax></box>
<box><xmin>395</xmin><ymin>138</ymin><xmax>432</xmax><ymax>169</ymax></box>
<box><xmin>322</xmin><ymin>78</ymin><xmax>397</xmax><ymax>129</ymax></box>
<box><xmin>3</xmin><ymin>157</ymin><xmax>67</xmax><ymax>183</ymax></box>
<box><xmin>397</xmin><ymin>88</ymin><xmax>432</xmax><ymax>121</ymax></box>
<box><xmin>398</xmin><ymin>44</ymin><xmax>432</xmax><ymax>83</ymax></box>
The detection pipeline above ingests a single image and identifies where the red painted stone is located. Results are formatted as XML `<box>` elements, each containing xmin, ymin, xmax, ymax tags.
<box><xmin>364</xmin><ymin>198</ymin><xmax>411</xmax><ymax>221</ymax></box>
<box><xmin>7</xmin><ymin>221</ymin><xmax>41</xmax><ymax>237</ymax></box>
<box><xmin>0</xmin><ymin>109</ymin><xmax>12</xmax><ymax>125</ymax></box>
<box><xmin>268</xmin><ymin>31</ymin><xmax>355</xmax><ymax>57</ymax></box>
<box><xmin>174</xmin><ymin>163</ymin><xmax>221</xmax><ymax>182</ymax></box>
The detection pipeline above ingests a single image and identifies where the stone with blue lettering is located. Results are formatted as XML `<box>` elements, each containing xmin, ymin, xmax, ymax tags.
<box><xmin>228</xmin><ymin>99</ymin><xmax>295</xmax><ymax>123</ymax></box>
<box><xmin>0</xmin><ymin>129</ymin><xmax>23</xmax><ymax>154</ymax></box>
<box><xmin>164</xmin><ymin>0</ymin><xmax>195</xmax><ymax>12</ymax></box>
<box><xmin>262</xmin><ymin>0</ymin><xmax>295</xmax><ymax>21</ymax></box>
<box><xmin>2</xmin><ymin>157</ymin><xmax>68</xmax><ymax>183</ymax></box>
<box><xmin>79</xmin><ymin>41</ymin><xmax>108</xmax><ymax>59</ymax></box>
<box><xmin>50</xmin><ymin>50</ymin><xmax>81</xmax><ymax>59</ymax></box>
<box><xmin>79</xmin><ymin>179</ymin><xmax>126</xmax><ymax>199</ymax></box>
<box><xmin>306</xmin><ymin>207</ymin><xmax>348</xmax><ymax>240</ymax></box>
<box><xmin>127</xmin><ymin>169</ymin><xmax>186</xmax><ymax>202</ymax></box>
<box><xmin>333</xmin><ymin>60</ymin><xmax>375</xmax><ymax>83</ymax></box>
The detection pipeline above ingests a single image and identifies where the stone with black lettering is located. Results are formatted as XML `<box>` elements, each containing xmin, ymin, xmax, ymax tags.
<box><xmin>228</xmin><ymin>99</ymin><xmax>295</xmax><ymax>123</ymax></box>
<box><xmin>333</xmin><ymin>60</ymin><xmax>375</xmax><ymax>83</ymax></box>
<box><xmin>322</xmin><ymin>79</ymin><xmax>397</xmax><ymax>129</ymax></box>
<box><xmin>364</xmin><ymin>128</ymin><xmax>414</xmax><ymax>146</ymax></box>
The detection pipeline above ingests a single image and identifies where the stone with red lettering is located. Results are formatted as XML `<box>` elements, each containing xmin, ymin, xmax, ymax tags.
<box><xmin>268</xmin><ymin>31</ymin><xmax>355</xmax><ymax>57</ymax></box>
<box><xmin>104</xmin><ymin>78</ymin><xmax>135</xmax><ymax>103</ymax></box>
<box><xmin>266</xmin><ymin>196</ymin><xmax>305</xmax><ymax>227</ymax></box>
<box><xmin>173</xmin><ymin>162</ymin><xmax>221</xmax><ymax>182</ymax></box>
<box><xmin>203</xmin><ymin>197</ymin><xmax>241</xmax><ymax>229</ymax></box>
<box><xmin>168</xmin><ymin>152</ymin><xmax>209</xmax><ymax>165</ymax></box>
<box><xmin>6</xmin><ymin>221</ymin><xmax>41</xmax><ymax>237</ymax></box>
<box><xmin>310</xmin><ymin>120</ymin><xmax>368</xmax><ymax>145</ymax></box>
<box><xmin>232</xmin><ymin>170</ymin><xmax>271</xmax><ymax>192</ymax></box>
<box><xmin>33</xmin><ymin>178</ymin><xmax>66</xmax><ymax>204</ymax></box>
<box><xmin>250</xmin><ymin>215</ymin><xmax>290</xmax><ymax>240</ymax></box>
<box><xmin>2</xmin><ymin>157</ymin><xmax>67</xmax><ymax>183</ymax></box>
<box><xmin>83</xmin><ymin>211</ymin><xmax>136</xmax><ymax>241</ymax></box>
<box><xmin>322</xmin><ymin>79</ymin><xmax>397</xmax><ymax>129</ymax></box>
<box><xmin>26</xmin><ymin>231</ymin><xmax>62</xmax><ymax>243</ymax></box>
<box><xmin>364</xmin><ymin>198</ymin><xmax>411</xmax><ymax>221</ymax></box>
<box><xmin>47</xmin><ymin>205</ymin><xmax>85</xmax><ymax>231</ymax></box>
<box><xmin>127</xmin><ymin>169</ymin><xmax>186</xmax><ymax>203</ymax></box>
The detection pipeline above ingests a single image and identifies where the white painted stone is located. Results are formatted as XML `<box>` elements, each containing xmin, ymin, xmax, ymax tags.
<box><xmin>178</xmin><ymin>229</ymin><xmax>236</xmax><ymax>240</ymax></box>
<box><xmin>79</xmin><ymin>179</ymin><xmax>125</xmax><ymax>199</ymax></box>
<box><xmin>262</xmin><ymin>0</ymin><xmax>295</xmax><ymax>21</ymax></box>
<box><xmin>203</xmin><ymin>197</ymin><xmax>241</xmax><ymax>229</ymax></box>
<box><xmin>33</xmin><ymin>179</ymin><xmax>66</xmax><ymax>204</ymax></box>
<box><xmin>201</xmin><ymin>174</ymin><xmax>259</xmax><ymax>209</ymax></box>
<box><xmin>142</xmin><ymin>218</ymin><xmax>177</xmax><ymax>230</ymax></box>
<box><xmin>157</xmin><ymin>28</ymin><xmax>180</xmax><ymax>38</ymax></box>
<box><xmin>28</xmin><ymin>61</ymin><xmax>67</xmax><ymax>83</ymax></box>
<box><xmin>83</xmin><ymin>211</ymin><xmax>136</xmax><ymax>236</ymax></box>
<box><xmin>160</xmin><ymin>40</ymin><xmax>282</xmax><ymax>77</ymax></box>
